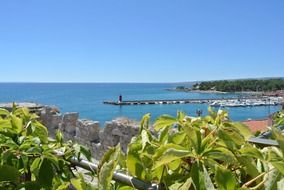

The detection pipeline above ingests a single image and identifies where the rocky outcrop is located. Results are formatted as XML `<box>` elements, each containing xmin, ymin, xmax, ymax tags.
<box><xmin>40</xmin><ymin>106</ymin><xmax>62</xmax><ymax>137</ymax></box>
<box><xmin>39</xmin><ymin>106</ymin><xmax>139</xmax><ymax>160</ymax></box>
<box><xmin>98</xmin><ymin>119</ymin><xmax>139</xmax><ymax>154</ymax></box>
<box><xmin>76</xmin><ymin>119</ymin><xmax>100</xmax><ymax>143</ymax></box>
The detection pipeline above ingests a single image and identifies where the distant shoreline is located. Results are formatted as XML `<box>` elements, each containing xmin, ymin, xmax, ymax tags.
<box><xmin>166</xmin><ymin>88</ymin><xmax>263</xmax><ymax>95</ymax></box>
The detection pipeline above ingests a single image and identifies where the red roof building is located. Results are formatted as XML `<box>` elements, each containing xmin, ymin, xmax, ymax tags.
<box><xmin>242</xmin><ymin>119</ymin><xmax>270</xmax><ymax>133</ymax></box>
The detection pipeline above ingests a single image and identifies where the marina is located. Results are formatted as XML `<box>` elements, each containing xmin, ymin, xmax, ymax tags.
<box><xmin>104</xmin><ymin>96</ymin><xmax>284</xmax><ymax>107</ymax></box>
<box><xmin>0</xmin><ymin>83</ymin><xmax>282</xmax><ymax>123</ymax></box>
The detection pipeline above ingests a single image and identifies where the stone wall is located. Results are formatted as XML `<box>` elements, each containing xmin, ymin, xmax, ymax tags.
<box><xmin>39</xmin><ymin>106</ymin><xmax>139</xmax><ymax>160</ymax></box>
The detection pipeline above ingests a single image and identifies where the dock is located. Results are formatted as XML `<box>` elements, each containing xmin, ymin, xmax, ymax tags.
<box><xmin>103</xmin><ymin>97</ymin><xmax>283</xmax><ymax>106</ymax></box>
<box><xmin>104</xmin><ymin>99</ymin><xmax>207</xmax><ymax>105</ymax></box>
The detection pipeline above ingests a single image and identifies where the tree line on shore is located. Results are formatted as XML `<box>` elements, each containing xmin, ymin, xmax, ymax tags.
<box><xmin>193</xmin><ymin>78</ymin><xmax>284</xmax><ymax>92</ymax></box>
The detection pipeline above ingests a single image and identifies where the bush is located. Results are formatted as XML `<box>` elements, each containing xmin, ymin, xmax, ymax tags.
<box><xmin>114</xmin><ymin>108</ymin><xmax>284</xmax><ymax>189</ymax></box>
<box><xmin>0</xmin><ymin>105</ymin><xmax>92</xmax><ymax>189</ymax></box>
<box><xmin>2</xmin><ymin>105</ymin><xmax>284</xmax><ymax>190</ymax></box>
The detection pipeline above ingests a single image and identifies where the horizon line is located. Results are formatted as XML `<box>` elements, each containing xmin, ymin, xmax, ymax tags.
<box><xmin>0</xmin><ymin>77</ymin><xmax>283</xmax><ymax>84</ymax></box>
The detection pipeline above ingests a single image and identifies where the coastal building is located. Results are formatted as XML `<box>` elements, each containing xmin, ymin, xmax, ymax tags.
<box><xmin>243</xmin><ymin>104</ymin><xmax>284</xmax><ymax>134</ymax></box>
<box><xmin>242</xmin><ymin>119</ymin><xmax>270</xmax><ymax>133</ymax></box>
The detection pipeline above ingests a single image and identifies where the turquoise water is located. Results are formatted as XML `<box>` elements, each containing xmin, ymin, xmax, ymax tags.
<box><xmin>0</xmin><ymin>83</ymin><xmax>281</xmax><ymax>126</ymax></box>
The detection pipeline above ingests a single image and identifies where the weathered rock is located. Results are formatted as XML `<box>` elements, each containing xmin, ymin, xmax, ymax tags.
<box><xmin>40</xmin><ymin>106</ymin><xmax>62</xmax><ymax>137</ymax></box>
<box><xmin>112</xmin><ymin>128</ymin><xmax>123</xmax><ymax>136</ymax></box>
<box><xmin>63</xmin><ymin>112</ymin><xmax>79</xmax><ymax>134</ymax></box>
<box><xmin>91</xmin><ymin>143</ymin><xmax>105</xmax><ymax>160</ymax></box>
<box><xmin>76</xmin><ymin>119</ymin><xmax>100</xmax><ymax>143</ymax></box>
<box><xmin>97</xmin><ymin>119</ymin><xmax>140</xmax><ymax>156</ymax></box>
<box><xmin>33</xmin><ymin>104</ymin><xmax>141</xmax><ymax>160</ymax></box>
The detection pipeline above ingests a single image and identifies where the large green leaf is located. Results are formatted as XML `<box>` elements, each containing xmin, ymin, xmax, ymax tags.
<box><xmin>189</xmin><ymin>129</ymin><xmax>202</xmax><ymax>154</ymax></box>
<box><xmin>19</xmin><ymin>181</ymin><xmax>41</xmax><ymax>190</ymax></box>
<box><xmin>141</xmin><ymin>129</ymin><xmax>151</xmax><ymax>151</ymax></box>
<box><xmin>11</xmin><ymin>114</ymin><xmax>23</xmax><ymax>134</ymax></box>
<box><xmin>203</xmin><ymin>166</ymin><xmax>216</xmax><ymax>190</ymax></box>
<box><xmin>168</xmin><ymin>159</ymin><xmax>181</xmax><ymax>171</ymax></box>
<box><xmin>140</xmin><ymin>113</ymin><xmax>151</xmax><ymax>132</ymax></box>
<box><xmin>272</xmin><ymin>127</ymin><xmax>284</xmax><ymax>154</ymax></box>
<box><xmin>99</xmin><ymin>145</ymin><xmax>120</xmax><ymax>190</ymax></box>
<box><xmin>237</xmin><ymin>157</ymin><xmax>260</xmax><ymax>180</ymax></box>
<box><xmin>0</xmin><ymin>119</ymin><xmax>12</xmax><ymax>129</ymax></box>
<box><xmin>200</xmin><ymin>133</ymin><xmax>214</xmax><ymax>151</ymax></box>
<box><xmin>152</xmin><ymin>144</ymin><xmax>193</xmax><ymax>169</ymax></box>
<box><xmin>264</xmin><ymin>169</ymin><xmax>281</xmax><ymax>190</ymax></box>
<box><xmin>277</xmin><ymin>178</ymin><xmax>284</xmax><ymax>190</ymax></box>
<box><xmin>71</xmin><ymin>178</ymin><xmax>85</xmax><ymax>190</ymax></box>
<box><xmin>272</xmin><ymin>161</ymin><xmax>284</xmax><ymax>175</ymax></box>
<box><xmin>126</xmin><ymin>142</ymin><xmax>146</xmax><ymax>179</ymax></box>
<box><xmin>239</xmin><ymin>144</ymin><xmax>264</xmax><ymax>160</ymax></box>
<box><xmin>171</xmin><ymin>131</ymin><xmax>187</xmax><ymax>145</ymax></box>
<box><xmin>30</xmin><ymin>157</ymin><xmax>42</xmax><ymax>175</ymax></box>
<box><xmin>38</xmin><ymin>158</ymin><xmax>54</xmax><ymax>188</ymax></box>
<box><xmin>0</xmin><ymin>108</ymin><xmax>10</xmax><ymax>116</ymax></box>
<box><xmin>181</xmin><ymin>122</ymin><xmax>200</xmax><ymax>149</ymax></box>
<box><xmin>56</xmin><ymin>130</ymin><xmax>64</xmax><ymax>144</ymax></box>
<box><xmin>159</xmin><ymin>125</ymin><xmax>170</xmax><ymax>144</ymax></box>
<box><xmin>73</xmin><ymin>144</ymin><xmax>92</xmax><ymax>161</ymax></box>
<box><xmin>99</xmin><ymin>145</ymin><xmax>120</xmax><ymax>168</ymax></box>
<box><xmin>215</xmin><ymin>165</ymin><xmax>236</xmax><ymax>190</ymax></box>
<box><xmin>177</xmin><ymin>111</ymin><xmax>186</xmax><ymax>122</ymax></box>
<box><xmin>150</xmin><ymin>164</ymin><xmax>164</xmax><ymax>182</ymax></box>
<box><xmin>154</xmin><ymin>115</ymin><xmax>177</xmax><ymax>131</ymax></box>
<box><xmin>0</xmin><ymin>165</ymin><xmax>20</xmax><ymax>183</ymax></box>
<box><xmin>231</xmin><ymin>122</ymin><xmax>252</xmax><ymax>140</ymax></box>
<box><xmin>190</xmin><ymin>162</ymin><xmax>205</xmax><ymax>190</ymax></box>
<box><xmin>169</xmin><ymin>178</ymin><xmax>192</xmax><ymax>190</ymax></box>
<box><xmin>218</xmin><ymin>127</ymin><xmax>244</xmax><ymax>146</ymax></box>
<box><xmin>202</xmin><ymin>147</ymin><xmax>235</xmax><ymax>164</ymax></box>
<box><xmin>99</xmin><ymin>160</ymin><xmax>117</xmax><ymax>190</ymax></box>
<box><xmin>31</xmin><ymin>121</ymin><xmax>48</xmax><ymax>143</ymax></box>
<box><xmin>178</xmin><ymin>178</ymin><xmax>193</xmax><ymax>190</ymax></box>
<box><xmin>126</xmin><ymin>141</ymin><xmax>146</xmax><ymax>179</ymax></box>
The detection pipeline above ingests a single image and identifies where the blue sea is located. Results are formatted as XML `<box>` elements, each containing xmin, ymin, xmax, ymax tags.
<box><xmin>0</xmin><ymin>83</ymin><xmax>281</xmax><ymax>127</ymax></box>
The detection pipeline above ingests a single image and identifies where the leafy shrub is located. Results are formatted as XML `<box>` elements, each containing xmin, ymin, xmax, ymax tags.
<box><xmin>115</xmin><ymin>108</ymin><xmax>284</xmax><ymax>189</ymax></box>
<box><xmin>273</xmin><ymin>110</ymin><xmax>284</xmax><ymax>127</ymax></box>
<box><xmin>0</xmin><ymin>105</ymin><xmax>92</xmax><ymax>189</ymax></box>
<box><xmin>2</xmin><ymin>105</ymin><xmax>284</xmax><ymax>190</ymax></box>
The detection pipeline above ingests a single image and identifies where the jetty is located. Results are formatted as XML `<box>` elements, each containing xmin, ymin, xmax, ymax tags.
<box><xmin>104</xmin><ymin>97</ymin><xmax>284</xmax><ymax>107</ymax></box>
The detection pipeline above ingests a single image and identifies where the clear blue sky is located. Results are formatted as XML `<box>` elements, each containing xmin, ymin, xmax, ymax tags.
<box><xmin>0</xmin><ymin>0</ymin><xmax>283</xmax><ymax>82</ymax></box>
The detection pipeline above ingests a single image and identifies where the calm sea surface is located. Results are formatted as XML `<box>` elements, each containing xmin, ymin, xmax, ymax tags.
<box><xmin>0</xmin><ymin>83</ymin><xmax>281</xmax><ymax>127</ymax></box>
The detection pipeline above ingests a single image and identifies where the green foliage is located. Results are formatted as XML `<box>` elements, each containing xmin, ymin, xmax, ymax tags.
<box><xmin>0</xmin><ymin>165</ymin><xmax>20</xmax><ymax>184</ymax></box>
<box><xmin>115</xmin><ymin>108</ymin><xmax>284</xmax><ymax>189</ymax></box>
<box><xmin>71</xmin><ymin>174</ymin><xmax>95</xmax><ymax>190</ymax></box>
<box><xmin>215</xmin><ymin>165</ymin><xmax>236</xmax><ymax>190</ymax></box>
<box><xmin>273</xmin><ymin>110</ymin><xmax>284</xmax><ymax>127</ymax></box>
<box><xmin>2</xmin><ymin>105</ymin><xmax>284</xmax><ymax>190</ymax></box>
<box><xmin>0</xmin><ymin>106</ymin><xmax>94</xmax><ymax>190</ymax></box>
<box><xmin>98</xmin><ymin>145</ymin><xmax>121</xmax><ymax>190</ymax></box>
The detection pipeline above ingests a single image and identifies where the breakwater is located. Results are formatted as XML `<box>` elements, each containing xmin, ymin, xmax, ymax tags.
<box><xmin>104</xmin><ymin>97</ymin><xmax>284</xmax><ymax>107</ymax></box>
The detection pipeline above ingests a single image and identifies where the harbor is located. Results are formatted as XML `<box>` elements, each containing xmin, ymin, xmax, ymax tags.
<box><xmin>104</xmin><ymin>96</ymin><xmax>284</xmax><ymax>107</ymax></box>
